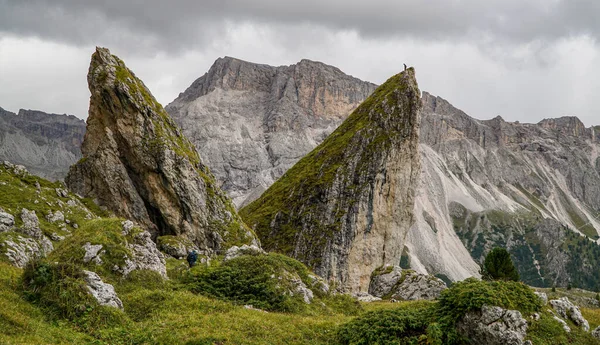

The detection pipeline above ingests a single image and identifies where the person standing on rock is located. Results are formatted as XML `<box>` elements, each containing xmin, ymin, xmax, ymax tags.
<box><xmin>187</xmin><ymin>250</ymin><xmax>198</xmax><ymax>268</ymax></box>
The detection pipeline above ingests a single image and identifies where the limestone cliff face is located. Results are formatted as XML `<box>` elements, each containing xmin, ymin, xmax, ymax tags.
<box><xmin>406</xmin><ymin>92</ymin><xmax>600</xmax><ymax>289</ymax></box>
<box><xmin>240</xmin><ymin>69</ymin><xmax>421</xmax><ymax>293</ymax></box>
<box><xmin>65</xmin><ymin>47</ymin><xmax>255</xmax><ymax>253</ymax></box>
<box><xmin>166</xmin><ymin>57</ymin><xmax>377</xmax><ymax>207</ymax></box>
<box><xmin>0</xmin><ymin>108</ymin><xmax>85</xmax><ymax>180</ymax></box>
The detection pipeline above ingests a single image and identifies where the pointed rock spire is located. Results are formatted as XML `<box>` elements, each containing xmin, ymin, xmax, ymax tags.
<box><xmin>241</xmin><ymin>67</ymin><xmax>422</xmax><ymax>292</ymax></box>
<box><xmin>66</xmin><ymin>47</ymin><xmax>256</xmax><ymax>252</ymax></box>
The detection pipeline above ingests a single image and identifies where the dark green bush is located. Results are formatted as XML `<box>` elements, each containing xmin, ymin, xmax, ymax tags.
<box><xmin>482</xmin><ymin>247</ymin><xmax>520</xmax><ymax>282</ymax></box>
<box><xmin>21</xmin><ymin>260</ymin><xmax>126</xmax><ymax>331</ymax></box>
<box><xmin>436</xmin><ymin>278</ymin><xmax>541</xmax><ymax>344</ymax></box>
<box><xmin>184</xmin><ymin>253</ymin><xmax>314</xmax><ymax>312</ymax></box>
<box><xmin>336</xmin><ymin>279</ymin><xmax>542</xmax><ymax>345</ymax></box>
<box><xmin>336</xmin><ymin>302</ymin><xmax>437</xmax><ymax>345</ymax></box>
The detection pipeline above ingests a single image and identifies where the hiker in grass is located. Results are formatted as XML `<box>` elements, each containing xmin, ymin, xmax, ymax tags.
<box><xmin>187</xmin><ymin>250</ymin><xmax>198</xmax><ymax>268</ymax></box>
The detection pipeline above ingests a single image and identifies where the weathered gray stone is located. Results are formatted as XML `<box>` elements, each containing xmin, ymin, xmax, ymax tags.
<box><xmin>0</xmin><ymin>233</ymin><xmax>50</xmax><ymax>268</ymax></box>
<box><xmin>82</xmin><ymin>270</ymin><xmax>123</xmax><ymax>309</ymax></box>
<box><xmin>592</xmin><ymin>325</ymin><xmax>600</xmax><ymax>340</ymax></box>
<box><xmin>0</xmin><ymin>211</ymin><xmax>14</xmax><ymax>232</ymax></box>
<box><xmin>82</xmin><ymin>242</ymin><xmax>104</xmax><ymax>264</ymax></box>
<box><xmin>353</xmin><ymin>292</ymin><xmax>382</xmax><ymax>302</ymax></box>
<box><xmin>157</xmin><ymin>235</ymin><xmax>197</xmax><ymax>259</ymax></box>
<box><xmin>55</xmin><ymin>188</ymin><xmax>69</xmax><ymax>198</ymax></box>
<box><xmin>286</xmin><ymin>272</ymin><xmax>314</xmax><ymax>304</ymax></box>
<box><xmin>369</xmin><ymin>266</ymin><xmax>446</xmax><ymax>300</ymax></box>
<box><xmin>126</xmin><ymin>230</ymin><xmax>167</xmax><ymax>278</ymax></box>
<box><xmin>46</xmin><ymin>210</ymin><xmax>65</xmax><ymax>223</ymax></box>
<box><xmin>457</xmin><ymin>305</ymin><xmax>528</xmax><ymax>345</ymax></box>
<box><xmin>535</xmin><ymin>292</ymin><xmax>548</xmax><ymax>306</ymax></box>
<box><xmin>550</xmin><ymin>297</ymin><xmax>590</xmax><ymax>331</ymax></box>
<box><xmin>224</xmin><ymin>244</ymin><xmax>265</xmax><ymax>261</ymax></box>
<box><xmin>553</xmin><ymin>315</ymin><xmax>571</xmax><ymax>333</ymax></box>
<box><xmin>121</xmin><ymin>220</ymin><xmax>134</xmax><ymax>236</ymax></box>
<box><xmin>369</xmin><ymin>265</ymin><xmax>403</xmax><ymax>297</ymax></box>
<box><xmin>19</xmin><ymin>208</ymin><xmax>42</xmax><ymax>239</ymax></box>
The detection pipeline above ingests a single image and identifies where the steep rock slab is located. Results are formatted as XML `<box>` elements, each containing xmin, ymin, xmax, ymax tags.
<box><xmin>166</xmin><ymin>57</ymin><xmax>377</xmax><ymax>207</ymax></box>
<box><xmin>65</xmin><ymin>47</ymin><xmax>255</xmax><ymax>252</ymax></box>
<box><xmin>241</xmin><ymin>68</ymin><xmax>421</xmax><ymax>292</ymax></box>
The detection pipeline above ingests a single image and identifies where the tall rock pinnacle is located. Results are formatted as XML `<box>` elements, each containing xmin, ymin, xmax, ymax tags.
<box><xmin>241</xmin><ymin>68</ymin><xmax>422</xmax><ymax>292</ymax></box>
<box><xmin>66</xmin><ymin>47</ymin><xmax>255</xmax><ymax>252</ymax></box>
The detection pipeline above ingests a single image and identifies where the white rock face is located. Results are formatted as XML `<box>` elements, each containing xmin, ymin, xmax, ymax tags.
<box><xmin>550</xmin><ymin>297</ymin><xmax>590</xmax><ymax>331</ymax></box>
<box><xmin>457</xmin><ymin>305</ymin><xmax>528</xmax><ymax>345</ymax></box>
<box><xmin>82</xmin><ymin>270</ymin><xmax>123</xmax><ymax>309</ymax></box>
<box><xmin>592</xmin><ymin>326</ymin><xmax>600</xmax><ymax>339</ymax></box>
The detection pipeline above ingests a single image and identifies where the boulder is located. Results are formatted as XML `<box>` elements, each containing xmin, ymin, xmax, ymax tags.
<box><xmin>0</xmin><ymin>211</ymin><xmax>15</xmax><ymax>232</ymax></box>
<box><xmin>157</xmin><ymin>235</ymin><xmax>197</xmax><ymax>259</ymax></box>
<box><xmin>82</xmin><ymin>270</ymin><xmax>123</xmax><ymax>309</ymax></box>
<box><xmin>369</xmin><ymin>266</ymin><xmax>446</xmax><ymax>300</ymax></box>
<box><xmin>224</xmin><ymin>244</ymin><xmax>266</xmax><ymax>261</ymax></box>
<box><xmin>0</xmin><ymin>233</ymin><xmax>46</xmax><ymax>268</ymax></box>
<box><xmin>286</xmin><ymin>272</ymin><xmax>314</xmax><ymax>304</ymax></box>
<box><xmin>125</xmin><ymin>230</ymin><xmax>167</xmax><ymax>278</ymax></box>
<box><xmin>46</xmin><ymin>211</ymin><xmax>65</xmax><ymax>224</ymax></box>
<box><xmin>534</xmin><ymin>291</ymin><xmax>548</xmax><ymax>305</ymax></box>
<box><xmin>82</xmin><ymin>242</ymin><xmax>104</xmax><ymax>264</ymax></box>
<box><xmin>592</xmin><ymin>326</ymin><xmax>600</xmax><ymax>340</ymax></box>
<box><xmin>19</xmin><ymin>208</ymin><xmax>43</xmax><ymax>239</ymax></box>
<box><xmin>457</xmin><ymin>305</ymin><xmax>528</xmax><ymax>345</ymax></box>
<box><xmin>553</xmin><ymin>315</ymin><xmax>571</xmax><ymax>333</ymax></box>
<box><xmin>353</xmin><ymin>292</ymin><xmax>382</xmax><ymax>302</ymax></box>
<box><xmin>550</xmin><ymin>297</ymin><xmax>590</xmax><ymax>331</ymax></box>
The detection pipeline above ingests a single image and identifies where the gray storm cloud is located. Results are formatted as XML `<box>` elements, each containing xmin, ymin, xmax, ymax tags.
<box><xmin>0</xmin><ymin>0</ymin><xmax>598</xmax><ymax>127</ymax></box>
<box><xmin>2</xmin><ymin>0</ymin><xmax>600</xmax><ymax>54</ymax></box>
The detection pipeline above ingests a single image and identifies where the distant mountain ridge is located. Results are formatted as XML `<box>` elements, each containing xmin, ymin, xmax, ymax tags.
<box><xmin>0</xmin><ymin>107</ymin><xmax>85</xmax><ymax>180</ymax></box>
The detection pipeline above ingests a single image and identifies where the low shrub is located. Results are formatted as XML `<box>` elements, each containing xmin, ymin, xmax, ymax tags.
<box><xmin>336</xmin><ymin>278</ymin><xmax>543</xmax><ymax>345</ymax></box>
<box><xmin>21</xmin><ymin>260</ymin><xmax>127</xmax><ymax>332</ymax></box>
<box><xmin>184</xmin><ymin>253</ymin><xmax>314</xmax><ymax>313</ymax></box>
<box><xmin>336</xmin><ymin>302</ymin><xmax>437</xmax><ymax>345</ymax></box>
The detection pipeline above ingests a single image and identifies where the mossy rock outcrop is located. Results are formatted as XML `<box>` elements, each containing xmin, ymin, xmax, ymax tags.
<box><xmin>65</xmin><ymin>47</ymin><xmax>256</xmax><ymax>253</ymax></box>
<box><xmin>241</xmin><ymin>68</ymin><xmax>422</xmax><ymax>292</ymax></box>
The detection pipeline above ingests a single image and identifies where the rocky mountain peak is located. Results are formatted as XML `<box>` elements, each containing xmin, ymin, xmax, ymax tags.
<box><xmin>538</xmin><ymin>116</ymin><xmax>587</xmax><ymax>137</ymax></box>
<box><xmin>65</xmin><ymin>47</ymin><xmax>256</xmax><ymax>252</ymax></box>
<box><xmin>240</xmin><ymin>68</ymin><xmax>422</xmax><ymax>292</ymax></box>
<box><xmin>166</xmin><ymin>56</ymin><xmax>377</xmax><ymax>207</ymax></box>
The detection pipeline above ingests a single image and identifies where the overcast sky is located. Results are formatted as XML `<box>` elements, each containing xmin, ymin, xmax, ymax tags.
<box><xmin>0</xmin><ymin>0</ymin><xmax>598</xmax><ymax>126</ymax></box>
